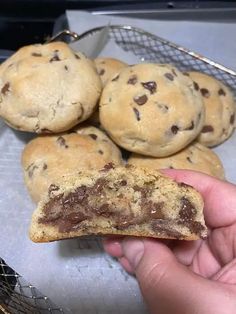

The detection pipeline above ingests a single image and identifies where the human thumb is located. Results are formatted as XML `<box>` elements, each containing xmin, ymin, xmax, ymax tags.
<box><xmin>121</xmin><ymin>238</ymin><xmax>229</xmax><ymax>314</ymax></box>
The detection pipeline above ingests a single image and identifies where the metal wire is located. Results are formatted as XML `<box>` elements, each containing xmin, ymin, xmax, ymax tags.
<box><xmin>56</xmin><ymin>24</ymin><xmax>236</xmax><ymax>96</ymax></box>
<box><xmin>0</xmin><ymin>259</ymin><xmax>65</xmax><ymax>313</ymax></box>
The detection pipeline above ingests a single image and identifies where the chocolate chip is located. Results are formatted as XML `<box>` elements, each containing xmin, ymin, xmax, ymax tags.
<box><xmin>32</xmin><ymin>52</ymin><xmax>42</xmax><ymax>57</ymax></box>
<box><xmin>164</xmin><ymin>73</ymin><xmax>174</xmax><ymax>81</ymax></box>
<box><xmin>49</xmin><ymin>51</ymin><xmax>60</xmax><ymax>62</ymax></box>
<box><xmin>127</xmin><ymin>75</ymin><xmax>138</xmax><ymax>85</ymax></box>
<box><xmin>133</xmin><ymin>94</ymin><xmax>148</xmax><ymax>106</ymax></box>
<box><xmin>200</xmin><ymin>88</ymin><xmax>210</xmax><ymax>98</ymax></box>
<box><xmin>169</xmin><ymin>166</ymin><xmax>174</xmax><ymax>169</ymax></box>
<box><xmin>218</xmin><ymin>88</ymin><xmax>226</xmax><ymax>96</ymax></box>
<box><xmin>141</xmin><ymin>81</ymin><xmax>157</xmax><ymax>94</ymax></box>
<box><xmin>111</xmin><ymin>74</ymin><xmax>119</xmax><ymax>82</ymax></box>
<box><xmin>120</xmin><ymin>180</ymin><xmax>127</xmax><ymax>186</ymax></box>
<box><xmin>193</xmin><ymin>81</ymin><xmax>199</xmax><ymax>91</ymax></box>
<box><xmin>43</xmin><ymin>163</ymin><xmax>47</xmax><ymax>170</ymax></box>
<box><xmin>48</xmin><ymin>184</ymin><xmax>60</xmax><ymax>196</ymax></box>
<box><xmin>201</xmin><ymin>125</ymin><xmax>214</xmax><ymax>133</ymax></box>
<box><xmin>94</xmin><ymin>204</ymin><xmax>111</xmax><ymax>218</ymax></box>
<box><xmin>149</xmin><ymin>202</ymin><xmax>165</xmax><ymax>219</ymax></box>
<box><xmin>152</xmin><ymin>219</ymin><xmax>182</xmax><ymax>239</ymax></box>
<box><xmin>179</xmin><ymin>197</ymin><xmax>197</xmax><ymax>221</ymax></box>
<box><xmin>64</xmin><ymin>65</ymin><xmax>68</xmax><ymax>71</ymax></box>
<box><xmin>133</xmin><ymin>108</ymin><xmax>141</xmax><ymax>121</ymax></box>
<box><xmin>89</xmin><ymin>134</ymin><xmax>97</xmax><ymax>140</ymax></box>
<box><xmin>74</xmin><ymin>54</ymin><xmax>80</xmax><ymax>59</ymax></box>
<box><xmin>187</xmin><ymin>221</ymin><xmax>206</xmax><ymax>238</ymax></box>
<box><xmin>171</xmin><ymin>125</ymin><xmax>179</xmax><ymax>134</ymax></box>
<box><xmin>98</xmin><ymin>68</ymin><xmax>105</xmax><ymax>76</ymax></box>
<box><xmin>56</xmin><ymin>136</ymin><xmax>69</xmax><ymax>148</ymax></box>
<box><xmin>185</xmin><ymin>121</ymin><xmax>194</xmax><ymax>131</ymax></box>
<box><xmin>98</xmin><ymin>150</ymin><xmax>104</xmax><ymax>155</ymax></box>
<box><xmin>1</xmin><ymin>82</ymin><xmax>10</xmax><ymax>95</ymax></box>
<box><xmin>183</xmin><ymin>72</ymin><xmax>190</xmax><ymax>76</ymax></box>
<box><xmin>172</xmin><ymin>69</ymin><xmax>177</xmax><ymax>76</ymax></box>
<box><xmin>186</xmin><ymin>156</ymin><xmax>193</xmax><ymax>163</ymax></box>
<box><xmin>59</xmin><ymin>212</ymin><xmax>89</xmax><ymax>233</ymax></box>
<box><xmin>27</xmin><ymin>163</ymin><xmax>38</xmax><ymax>178</ymax></box>
<box><xmin>230</xmin><ymin>114</ymin><xmax>235</xmax><ymax>125</ymax></box>
<box><xmin>102</xmin><ymin>162</ymin><xmax>115</xmax><ymax>172</ymax></box>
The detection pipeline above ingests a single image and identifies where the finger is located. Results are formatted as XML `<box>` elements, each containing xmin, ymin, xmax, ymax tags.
<box><xmin>118</xmin><ymin>256</ymin><xmax>134</xmax><ymax>274</ymax></box>
<box><xmin>121</xmin><ymin>237</ymin><xmax>236</xmax><ymax>314</ymax></box>
<box><xmin>172</xmin><ymin>239</ymin><xmax>202</xmax><ymax>265</ymax></box>
<box><xmin>212</xmin><ymin>259</ymin><xmax>236</xmax><ymax>284</ymax></box>
<box><xmin>161</xmin><ymin>169</ymin><xmax>236</xmax><ymax>228</ymax></box>
<box><xmin>103</xmin><ymin>237</ymin><xmax>123</xmax><ymax>258</ymax></box>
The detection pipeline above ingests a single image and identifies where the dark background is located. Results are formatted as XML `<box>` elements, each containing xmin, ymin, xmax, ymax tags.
<box><xmin>0</xmin><ymin>1</ymin><xmax>236</xmax><ymax>51</ymax></box>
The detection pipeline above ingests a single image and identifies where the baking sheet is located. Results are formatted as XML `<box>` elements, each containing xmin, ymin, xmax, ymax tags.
<box><xmin>1</xmin><ymin>11</ymin><xmax>236</xmax><ymax>314</ymax></box>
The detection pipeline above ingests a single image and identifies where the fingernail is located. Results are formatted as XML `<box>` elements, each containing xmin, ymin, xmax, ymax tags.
<box><xmin>122</xmin><ymin>238</ymin><xmax>144</xmax><ymax>269</ymax></box>
<box><xmin>103</xmin><ymin>237</ymin><xmax>123</xmax><ymax>258</ymax></box>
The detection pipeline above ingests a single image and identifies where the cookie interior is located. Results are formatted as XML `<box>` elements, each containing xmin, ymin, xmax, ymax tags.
<box><xmin>30</xmin><ymin>165</ymin><xmax>207</xmax><ymax>242</ymax></box>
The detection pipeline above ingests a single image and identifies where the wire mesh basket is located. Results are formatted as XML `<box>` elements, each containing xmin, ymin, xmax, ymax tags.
<box><xmin>1</xmin><ymin>24</ymin><xmax>236</xmax><ymax>314</ymax></box>
<box><xmin>52</xmin><ymin>25</ymin><xmax>236</xmax><ymax>96</ymax></box>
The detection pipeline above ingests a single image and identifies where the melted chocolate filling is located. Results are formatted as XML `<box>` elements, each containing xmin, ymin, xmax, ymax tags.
<box><xmin>39</xmin><ymin>179</ymin><xmax>204</xmax><ymax>237</ymax></box>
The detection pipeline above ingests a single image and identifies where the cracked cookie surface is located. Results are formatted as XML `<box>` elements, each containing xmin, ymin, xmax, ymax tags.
<box><xmin>0</xmin><ymin>42</ymin><xmax>102</xmax><ymax>133</ymax></box>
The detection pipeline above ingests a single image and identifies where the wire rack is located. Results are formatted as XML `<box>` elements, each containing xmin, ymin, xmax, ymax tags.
<box><xmin>52</xmin><ymin>25</ymin><xmax>236</xmax><ymax>95</ymax></box>
<box><xmin>0</xmin><ymin>259</ymin><xmax>66</xmax><ymax>314</ymax></box>
<box><xmin>1</xmin><ymin>24</ymin><xmax>236</xmax><ymax>313</ymax></box>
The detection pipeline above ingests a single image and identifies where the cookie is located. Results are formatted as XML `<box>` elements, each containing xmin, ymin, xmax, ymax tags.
<box><xmin>22</xmin><ymin>126</ymin><xmax>123</xmax><ymax>203</ymax></box>
<box><xmin>99</xmin><ymin>64</ymin><xmax>205</xmax><ymax>157</ymax></box>
<box><xmin>29</xmin><ymin>165</ymin><xmax>207</xmax><ymax>243</ymax></box>
<box><xmin>128</xmin><ymin>142</ymin><xmax>225</xmax><ymax>180</ymax></box>
<box><xmin>0</xmin><ymin>42</ymin><xmax>102</xmax><ymax>133</ymax></box>
<box><xmin>94</xmin><ymin>57</ymin><xmax>127</xmax><ymax>87</ymax></box>
<box><xmin>187</xmin><ymin>71</ymin><xmax>235</xmax><ymax>147</ymax></box>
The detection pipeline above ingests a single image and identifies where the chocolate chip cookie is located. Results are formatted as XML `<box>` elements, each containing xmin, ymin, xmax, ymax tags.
<box><xmin>29</xmin><ymin>165</ymin><xmax>207</xmax><ymax>242</ymax></box>
<box><xmin>128</xmin><ymin>142</ymin><xmax>225</xmax><ymax>180</ymax></box>
<box><xmin>187</xmin><ymin>71</ymin><xmax>235</xmax><ymax>147</ymax></box>
<box><xmin>99</xmin><ymin>64</ymin><xmax>205</xmax><ymax>157</ymax></box>
<box><xmin>0</xmin><ymin>42</ymin><xmax>102</xmax><ymax>133</ymax></box>
<box><xmin>94</xmin><ymin>57</ymin><xmax>127</xmax><ymax>87</ymax></box>
<box><xmin>22</xmin><ymin>126</ymin><xmax>123</xmax><ymax>203</ymax></box>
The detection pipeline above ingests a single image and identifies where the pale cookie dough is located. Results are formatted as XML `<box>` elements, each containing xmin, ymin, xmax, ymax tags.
<box><xmin>100</xmin><ymin>63</ymin><xmax>205</xmax><ymax>157</ymax></box>
<box><xmin>94</xmin><ymin>57</ymin><xmax>127</xmax><ymax>87</ymax></box>
<box><xmin>29</xmin><ymin>165</ymin><xmax>207</xmax><ymax>243</ymax></box>
<box><xmin>128</xmin><ymin>142</ymin><xmax>225</xmax><ymax>180</ymax></box>
<box><xmin>22</xmin><ymin>126</ymin><xmax>122</xmax><ymax>203</ymax></box>
<box><xmin>187</xmin><ymin>71</ymin><xmax>235</xmax><ymax>147</ymax></box>
<box><xmin>0</xmin><ymin>42</ymin><xmax>102</xmax><ymax>133</ymax></box>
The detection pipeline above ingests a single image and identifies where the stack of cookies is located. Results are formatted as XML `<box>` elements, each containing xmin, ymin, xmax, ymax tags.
<box><xmin>0</xmin><ymin>41</ymin><xmax>235</xmax><ymax>242</ymax></box>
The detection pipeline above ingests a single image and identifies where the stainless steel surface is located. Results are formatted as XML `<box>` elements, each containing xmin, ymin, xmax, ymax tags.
<box><xmin>91</xmin><ymin>8</ymin><xmax>236</xmax><ymax>22</ymax></box>
<box><xmin>1</xmin><ymin>17</ymin><xmax>236</xmax><ymax>313</ymax></box>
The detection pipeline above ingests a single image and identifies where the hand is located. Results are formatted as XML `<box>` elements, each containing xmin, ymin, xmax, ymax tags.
<box><xmin>103</xmin><ymin>170</ymin><xmax>236</xmax><ymax>314</ymax></box>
